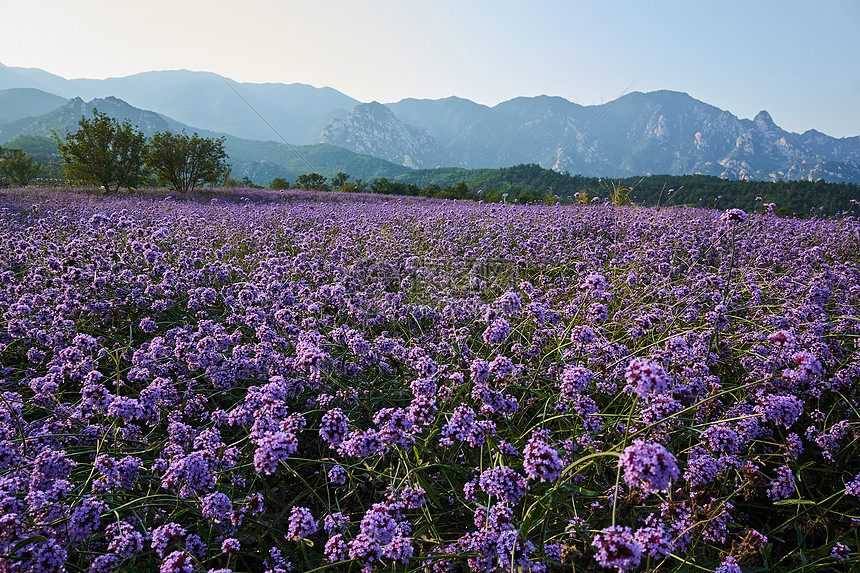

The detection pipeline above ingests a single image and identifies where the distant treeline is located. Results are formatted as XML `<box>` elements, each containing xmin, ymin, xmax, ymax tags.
<box><xmin>6</xmin><ymin>130</ymin><xmax>859</xmax><ymax>215</ymax></box>
<box><xmin>279</xmin><ymin>164</ymin><xmax>860</xmax><ymax>216</ymax></box>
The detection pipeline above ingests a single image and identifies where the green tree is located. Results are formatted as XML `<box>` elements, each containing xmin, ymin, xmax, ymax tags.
<box><xmin>269</xmin><ymin>177</ymin><xmax>291</xmax><ymax>190</ymax></box>
<box><xmin>146</xmin><ymin>131</ymin><xmax>230</xmax><ymax>193</ymax></box>
<box><xmin>241</xmin><ymin>176</ymin><xmax>263</xmax><ymax>189</ymax></box>
<box><xmin>0</xmin><ymin>148</ymin><xmax>41</xmax><ymax>186</ymax></box>
<box><xmin>330</xmin><ymin>172</ymin><xmax>349</xmax><ymax>190</ymax></box>
<box><xmin>370</xmin><ymin>177</ymin><xmax>393</xmax><ymax>194</ymax></box>
<box><xmin>53</xmin><ymin>108</ymin><xmax>147</xmax><ymax>191</ymax></box>
<box><xmin>296</xmin><ymin>172</ymin><xmax>329</xmax><ymax>191</ymax></box>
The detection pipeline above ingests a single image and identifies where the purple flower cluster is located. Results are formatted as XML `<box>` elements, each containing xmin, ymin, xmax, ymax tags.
<box><xmin>478</xmin><ymin>466</ymin><xmax>528</xmax><ymax>504</ymax></box>
<box><xmin>618</xmin><ymin>439</ymin><xmax>680</xmax><ymax>494</ymax></box>
<box><xmin>319</xmin><ymin>407</ymin><xmax>350</xmax><ymax>447</ymax></box>
<box><xmin>93</xmin><ymin>454</ymin><xmax>141</xmax><ymax>492</ymax></box>
<box><xmin>591</xmin><ymin>526</ymin><xmax>642</xmax><ymax>571</ymax></box>
<box><xmin>151</xmin><ymin>523</ymin><xmax>186</xmax><ymax>558</ymax></box>
<box><xmin>2</xmin><ymin>188</ymin><xmax>859</xmax><ymax>572</ymax></box>
<box><xmin>201</xmin><ymin>492</ymin><xmax>233</xmax><ymax>522</ymax></box>
<box><xmin>625</xmin><ymin>357</ymin><xmax>671</xmax><ymax>398</ymax></box>
<box><xmin>755</xmin><ymin>393</ymin><xmax>804</xmax><ymax>429</ymax></box>
<box><xmin>523</xmin><ymin>430</ymin><xmax>563</xmax><ymax>483</ymax></box>
<box><xmin>253</xmin><ymin>431</ymin><xmax>298</xmax><ymax>475</ymax></box>
<box><xmin>482</xmin><ymin>317</ymin><xmax>511</xmax><ymax>346</ymax></box>
<box><xmin>846</xmin><ymin>473</ymin><xmax>860</xmax><ymax>497</ymax></box>
<box><xmin>715</xmin><ymin>555</ymin><xmax>742</xmax><ymax>573</ymax></box>
<box><xmin>721</xmin><ymin>208</ymin><xmax>748</xmax><ymax>223</ymax></box>
<box><xmin>832</xmin><ymin>541</ymin><xmax>851</xmax><ymax>561</ymax></box>
<box><xmin>767</xmin><ymin>465</ymin><xmax>795</xmax><ymax>500</ymax></box>
<box><xmin>287</xmin><ymin>506</ymin><xmax>318</xmax><ymax>540</ymax></box>
<box><xmin>700</xmin><ymin>423</ymin><xmax>740</xmax><ymax>455</ymax></box>
<box><xmin>439</xmin><ymin>404</ymin><xmax>495</xmax><ymax>448</ymax></box>
<box><xmin>558</xmin><ymin>363</ymin><xmax>594</xmax><ymax>401</ymax></box>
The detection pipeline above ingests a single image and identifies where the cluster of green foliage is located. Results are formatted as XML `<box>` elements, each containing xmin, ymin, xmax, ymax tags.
<box><xmin>2</xmin><ymin>135</ymin><xmax>66</xmax><ymax>180</ymax></box>
<box><xmin>268</xmin><ymin>172</ymin><xmax>357</xmax><ymax>193</ymax></box>
<box><xmin>53</xmin><ymin>109</ymin><xmax>230</xmax><ymax>192</ymax></box>
<box><xmin>0</xmin><ymin>145</ymin><xmax>41</xmax><ymax>186</ymax></box>
<box><xmin>280</xmin><ymin>164</ymin><xmax>860</xmax><ymax>216</ymax></box>
<box><xmin>146</xmin><ymin>130</ymin><xmax>231</xmax><ymax>193</ymax></box>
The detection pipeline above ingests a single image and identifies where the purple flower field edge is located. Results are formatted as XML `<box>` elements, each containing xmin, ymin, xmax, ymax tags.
<box><xmin>1</xmin><ymin>186</ymin><xmax>859</xmax><ymax>572</ymax></box>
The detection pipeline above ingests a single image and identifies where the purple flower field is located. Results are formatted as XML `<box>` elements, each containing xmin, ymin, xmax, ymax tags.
<box><xmin>1</xmin><ymin>187</ymin><xmax>859</xmax><ymax>572</ymax></box>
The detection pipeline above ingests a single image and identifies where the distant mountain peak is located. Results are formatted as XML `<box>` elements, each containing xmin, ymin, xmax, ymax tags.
<box><xmin>319</xmin><ymin>102</ymin><xmax>451</xmax><ymax>168</ymax></box>
<box><xmin>351</xmin><ymin>101</ymin><xmax>394</xmax><ymax>118</ymax></box>
<box><xmin>754</xmin><ymin>110</ymin><xmax>777</xmax><ymax>130</ymax></box>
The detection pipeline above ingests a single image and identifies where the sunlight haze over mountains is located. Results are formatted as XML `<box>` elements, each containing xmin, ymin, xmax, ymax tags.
<box><xmin>2</xmin><ymin>0</ymin><xmax>859</xmax><ymax>137</ymax></box>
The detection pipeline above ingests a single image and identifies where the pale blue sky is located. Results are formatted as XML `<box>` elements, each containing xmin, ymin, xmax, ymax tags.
<box><xmin>2</xmin><ymin>0</ymin><xmax>859</xmax><ymax>137</ymax></box>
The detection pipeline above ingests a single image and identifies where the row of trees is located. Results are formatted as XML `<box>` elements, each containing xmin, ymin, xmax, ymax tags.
<box><xmin>273</xmin><ymin>167</ymin><xmax>860</xmax><ymax>215</ymax></box>
<box><xmin>53</xmin><ymin>109</ymin><xmax>230</xmax><ymax>192</ymax></box>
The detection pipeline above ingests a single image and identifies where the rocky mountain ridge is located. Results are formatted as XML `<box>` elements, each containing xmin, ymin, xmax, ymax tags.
<box><xmin>377</xmin><ymin>91</ymin><xmax>860</xmax><ymax>182</ymax></box>
<box><xmin>319</xmin><ymin>102</ymin><xmax>451</xmax><ymax>168</ymax></box>
<box><xmin>2</xmin><ymin>62</ymin><xmax>859</xmax><ymax>183</ymax></box>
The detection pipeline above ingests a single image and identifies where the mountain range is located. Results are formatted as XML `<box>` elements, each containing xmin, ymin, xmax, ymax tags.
<box><xmin>2</xmin><ymin>62</ymin><xmax>860</xmax><ymax>184</ymax></box>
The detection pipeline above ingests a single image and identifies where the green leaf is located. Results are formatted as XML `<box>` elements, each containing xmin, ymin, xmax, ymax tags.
<box><xmin>10</xmin><ymin>535</ymin><xmax>48</xmax><ymax>555</ymax></box>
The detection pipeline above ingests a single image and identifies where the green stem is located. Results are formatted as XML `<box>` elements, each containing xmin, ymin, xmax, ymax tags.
<box><xmin>611</xmin><ymin>397</ymin><xmax>637</xmax><ymax>527</ymax></box>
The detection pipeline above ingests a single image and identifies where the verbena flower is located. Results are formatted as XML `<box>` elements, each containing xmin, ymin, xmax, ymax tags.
<box><xmin>495</xmin><ymin>291</ymin><xmax>522</xmax><ymax>316</ymax></box>
<box><xmin>721</xmin><ymin>208</ymin><xmax>748</xmax><ymax>223</ymax></box>
<box><xmin>383</xmin><ymin>532</ymin><xmax>413</xmax><ymax>563</ymax></box>
<box><xmin>755</xmin><ymin>393</ymin><xmax>804</xmax><ymax>429</ymax></box>
<box><xmin>68</xmin><ymin>496</ymin><xmax>108</xmax><ymax>543</ymax></box>
<box><xmin>287</xmin><ymin>506</ymin><xmax>318</xmax><ymax>540</ymax></box>
<box><xmin>767</xmin><ymin>465</ymin><xmax>795</xmax><ymax>500</ymax></box>
<box><xmin>523</xmin><ymin>431</ymin><xmax>563</xmax><ymax>483</ymax></box>
<box><xmin>89</xmin><ymin>553</ymin><xmax>118</xmax><ymax>573</ymax></box>
<box><xmin>580</xmin><ymin>273</ymin><xmax>608</xmax><ymax>297</ymax></box>
<box><xmin>325</xmin><ymin>533</ymin><xmax>348</xmax><ymax>562</ymax></box>
<box><xmin>482</xmin><ymin>317</ymin><xmax>511</xmax><ymax>346</ymax></box>
<box><xmin>618</xmin><ymin>439</ymin><xmax>680</xmax><ymax>494</ymax></box>
<box><xmin>832</xmin><ymin>541</ymin><xmax>851</xmax><ymax>561</ymax></box>
<box><xmin>700</xmin><ymin>423</ymin><xmax>740</xmax><ymax>455</ymax></box>
<box><xmin>319</xmin><ymin>408</ymin><xmax>349</xmax><ymax>447</ymax></box>
<box><xmin>201</xmin><ymin>492</ymin><xmax>233</xmax><ymax>522</ymax></box>
<box><xmin>327</xmin><ymin>464</ymin><xmax>347</xmax><ymax>485</ymax></box>
<box><xmin>684</xmin><ymin>452</ymin><xmax>725</xmax><ymax>489</ymax></box>
<box><xmin>253</xmin><ymin>431</ymin><xmax>298</xmax><ymax>474</ymax></box>
<box><xmin>634</xmin><ymin>525</ymin><xmax>672</xmax><ymax>559</ymax></box>
<box><xmin>324</xmin><ymin>511</ymin><xmax>350</xmax><ymax>533</ymax></box>
<box><xmin>151</xmin><ymin>523</ymin><xmax>187</xmax><ymax>558</ymax></box>
<box><xmin>715</xmin><ymin>555</ymin><xmax>742</xmax><ymax>573</ymax></box>
<box><xmin>160</xmin><ymin>551</ymin><xmax>194</xmax><ymax>573</ymax></box>
<box><xmin>348</xmin><ymin>532</ymin><xmax>382</xmax><ymax>570</ymax></box>
<box><xmin>107</xmin><ymin>521</ymin><xmax>144</xmax><ymax>559</ymax></box>
<box><xmin>845</xmin><ymin>473</ymin><xmax>860</xmax><ymax>497</ymax></box>
<box><xmin>336</xmin><ymin>428</ymin><xmax>384</xmax><ymax>457</ymax></box>
<box><xmin>591</xmin><ymin>526</ymin><xmax>642</xmax><ymax>571</ymax></box>
<box><xmin>221</xmin><ymin>537</ymin><xmax>240</xmax><ymax>554</ymax></box>
<box><xmin>93</xmin><ymin>454</ymin><xmax>141</xmax><ymax>492</ymax></box>
<box><xmin>558</xmin><ymin>363</ymin><xmax>594</xmax><ymax>400</ymax></box>
<box><xmin>161</xmin><ymin>450</ymin><xmax>217</xmax><ymax>495</ymax></box>
<box><xmin>4</xmin><ymin>186</ymin><xmax>860</xmax><ymax>572</ymax></box>
<box><xmin>781</xmin><ymin>432</ymin><xmax>804</xmax><ymax>462</ymax></box>
<box><xmin>625</xmin><ymin>358</ymin><xmax>671</xmax><ymax>398</ymax></box>
<box><xmin>478</xmin><ymin>466</ymin><xmax>528</xmax><ymax>504</ymax></box>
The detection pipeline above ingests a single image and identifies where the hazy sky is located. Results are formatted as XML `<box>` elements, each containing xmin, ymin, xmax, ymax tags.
<box><xmin>3</xmin><ymin>0</ymin><xmax>859</xmax><ymax>137</ymax></box>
